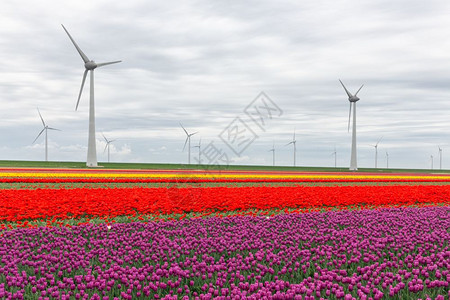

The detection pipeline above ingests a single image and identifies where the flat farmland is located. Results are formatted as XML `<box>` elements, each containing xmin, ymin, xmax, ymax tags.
<box><xmin>0</xmin><ymin>166</ymin><xmax>449</xmax><ymax>299</ymax></box>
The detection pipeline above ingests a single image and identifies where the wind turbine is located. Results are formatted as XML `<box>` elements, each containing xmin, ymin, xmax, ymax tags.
<box><xmin>180</xmin><ymin>123</ymin><xmax>197</xmax><ymax>164</ymax></box>
<box><xmin>331</xmin><ymin>146</ymin><xmax>337</xmax><ymax>168</ymax></box>
<box><xmin>268</xmin><ymin>142</ymin><xmax>275</xmax><ymax>167</ymax></box>
<box><xmin>431</xmin><ymin>155</ymin><xmax>434</xmax><ymax>170</ymax></box>
<box><xmin>438</xmin><ymin>146</ymin><xmax>442</xmax><ymax>170</ymax></box>
<box><xmin>193</xmin><ymin>139</ymin><xmax>202</xmax><ymax>165</ymax></box>
<box><xmin>33</xmin><ymin>108</ymin><xmax>60</xmax><ymax>162</ymax></box>
<box><xmin>62</xmin><ymin>24</ymin><xmax>121</xmax><ymax>167</ymax></box>
<box><xmin>285</xmin><ymin>130</ymin><xmax>297</xmax><ymax>167</ymax></box>
<box><xmin>102</xmin><ymin>133</ymin><xmax>116</xmax><ymax>163</ymax></box>
<box><xmin>370</xmin><ymin>137</ymin><xmax>383</xmax><ymax>168</ymax></box>
<box><xmin>339</xmin><ymin>79</ymin><xmax>364</xmax><ymax>171</ymax></box>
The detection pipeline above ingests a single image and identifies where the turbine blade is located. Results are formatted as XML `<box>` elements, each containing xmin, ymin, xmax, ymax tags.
<box><xmin>102</xmin><ymin>133</ymin><xmax>108</xmax><ymax>143</ymax></box>
<box><xmin>37</xmin><ymin>107</ymin><xmax>46</xmax><ymax>127</ymax></box>
<box><xmin>104</xmin><ymin>143</ymin><xmax>108</xmax><ymax>153</ymax></box>
<box><xmin>339</xmin><ymin>79</ymin><xmax>353</xmax><ymax>98</ymax></box>
<box><xmin>47</xmin><ymin>127</ymin><xmax>61</xmax><ymax>131</ymax></box>
<box><xmin>285</xmin><ymin>141</ymin><xmax>293</xmax><ymax>146</ymax></box>
<box><xmin>96</xmin><ymin>61</ymin><xmax>122</xmax><ymax>68</ymax></box>
<box><xmin>182</xmin><ymin>137</ymin><xmax>189</xmax><ymax>151</ymax></box>
<box><xmin>76</xmin><ymin>69</ymin><xmax>89</xmax><ymax>111</ymax></box>
<box><xmin>61</xmin><ymin>24</ymin><xmax>90</xmax><ymax>63</ymax></box>
<box><xmin>348</xmin><ymin>102</ymin><xmax>352</xmax><ymax>132</ymax></box>
<box><xmin>179</xmin><ymin>123</ymin><xmax>188</xmax><ymax>135</ymax></box>
<box><xmin>376</xmin><ymin>136</ymin><xmax>383</xmax><ymax>146</ymax></box>
<box><xmin>355</xmin><ymin>84</ymin><xmax>364</xmax><ymax>96</ymax></box>
<box><xmin>33</xmin><ymin>128</ymin><xmax>45</xmax><ymax>144</ymax></box>
<box><xmin>189</xmin><ymin>131</ymin><xmax>198</xmax><ymax>137</ymax></box>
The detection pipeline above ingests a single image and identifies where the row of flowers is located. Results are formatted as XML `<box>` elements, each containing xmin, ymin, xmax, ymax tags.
<box><xmin>1</xmin><ymin>184</ymin><xmax>449</xmax><ymax>222</ymax></box>
<box><xmin>2</xmin><ymin>177</ymin><xmax>450</xmax><ymax>184</ymax></box>
<box><xmin>1</xmin><ymin>171</ymin><xmax>450</xmax><ymax>181</ymax></box>
<box><xmin>1</xmin><ymin>207</ymin><xmax>449</xmax><ymax>299</ymax></box>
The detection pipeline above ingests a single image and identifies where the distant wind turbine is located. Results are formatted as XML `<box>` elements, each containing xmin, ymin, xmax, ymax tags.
<box><xmin>102</xmin><ymin>133</ymin><xmax>116</xmax><ymax>163</ymax></box>
<box><xmin>331</xmin><ymin>146</ymin><xmax>337</xmax><ymax>168</ymax></box>
<box><xmin>339</xmin><ymin>79</ymin><xmax>364</xmax><ymax>171</ymax></box>
<box><xmin>438</xmin><ymin>146</ymin><xmax>442</xmax><ymax>170</ymax></box>
<box><xmin>431</xmin><ymin>155</ymin><xmax>434</xmax><ymax>170</ymax></box>
<box><xmin>268</xmin><ymin>142</ymin><xmax>275</xmax><ymax>167</ymax></box>
<box><xmin>193</xmin><ymin>139</ymin><xmax>202</xmax><ymax>165</ymax></box>
<box><xmin>285</xmin><ymin>130</ymin><xmax>297</xmax><ymax>167</ymax></box>
<box><xmin>370</xmin><ymin>137</ymin><xmax>383</xmax><ymax>168</ymax></box>
<box><xmin>33</xmin><ymin>108</ymin><xmax>60</xmax><ymax>162</ymax></box>
<box><xmin>180</xmin><ymin>123</ymin><xmax>198</xmax><ymax>164</ymax></box>
<box><xmin>62</xmin><ymin>24</ymin><xmax>121</xmax><ymax>167</ymax></box>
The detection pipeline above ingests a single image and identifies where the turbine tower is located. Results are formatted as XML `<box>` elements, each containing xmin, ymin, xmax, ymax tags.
<box><xmin>371</xmin><ymin>137</ymin><xmax>383</xmax><ymax>168</ymax></box>
<box><xmin>194</xmin><ymin>139</ymin><xmax>202</xmax><ymax>165</ymax></box>
<box><xmin>33</xmin><ymin>108</ymin><xmax>60</xmax><ymax>162</ymax></box>
<box><xmin>438</xmin><ymin>146</ymin><xmax>442</xmax><ymax>170</ymax></box>
<box><xmin>286</xmin><ymin>130</ymin><xmax>297</xmax><ymax>167</ymax></box>
<box><xmin>180</xmin><ymin>123</ymin><xmax>197</xmax><ymax>164</ymax></box>
<box><xmin>62</xmin><ymin>24</ymin><xmax>121</xmax><ymax>167</ymax></box>
<box><xmin>339</xmin><ymin>79</ymin><xmax>364</xmax><ymax>171</ymax></box>
<box><xmin>268</xmin><ymin>142</ymin><xmax>275</xmax><ymax>167</ymax></box>
<box><xmin>102</xmin><ymin>133</ymin><xmax>116</xmax><ymax>163</ymax></box>
<box><xmin>431</xmin><ymin>155</ymin><xmax>434</xmax><ymax>170</ymax></box>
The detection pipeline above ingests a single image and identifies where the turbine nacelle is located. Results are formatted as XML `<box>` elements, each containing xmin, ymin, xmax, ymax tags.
<box><xmin>349</xmin><ymin>96</ymin><xmax>360</xmax><ymax>102</ymax></box>
<box><xmin>85</xmin><ymin>61</ymin><xmax>98</xmax><ymax>70</ymax></box>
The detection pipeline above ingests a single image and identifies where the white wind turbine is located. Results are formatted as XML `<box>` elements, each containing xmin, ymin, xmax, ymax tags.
<box><xmin>33</xmin><ymin>108</ymin><xmax>60</xmax><ymax>162</ymax></box>
<box><xmin>285</xmin><ymin>130</ymin><xmax>297</xmax><ymax>167</ymax></box>
<box><xmin>180</xmin><ymin>123</ymin><xmax>198</xmax><ymax>164</ymax></box>
<box><xmin>268</xmin><ymin>142</ymin><xmax>275</xmax><ymax>167</ymax></box>
<box><xmin>102</xmin><ymin>133</ymin><xmax>116</xmax><ymax>163</ymax></box>
<box><xmin>339</xmin><ymin>79</ymin><xmax>364</xmax><ymax>171</ymax></box>
<box><xmin>438</xmin><ymin>146</ymin><xmax>442</xmax><ymax>170</ymax></box>
<box><xmin>431</xmin><ymin>155</ymin><xmax>434</xmax><ymax>170</ymax></box>
<box><xmin>193</xmin><ymin>139</ymin><xmax>202</xmax><ymax>165</ymax></box>
<box><xmin>62</xmin><ymin>24</ymin><xmax>121</xmax><ymax>167</ymax></box>
<box><xmin>331</xmin><ymin>146</ymin><xmax>337</xmax><ymax>168</ymax></box>
<box><xmin>370</xmin><ymin>137</ymin><xmax>383</xmax><ymax>168</ymax></box>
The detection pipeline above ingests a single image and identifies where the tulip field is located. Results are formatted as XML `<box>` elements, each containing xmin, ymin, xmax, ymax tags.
<box><xmin>1</xmin><ymin>167</ymin><xmax>450</xmax><ymax>299</ymax></box>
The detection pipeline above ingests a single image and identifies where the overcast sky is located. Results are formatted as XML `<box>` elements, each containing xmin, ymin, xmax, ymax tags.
<box><xmin>1</xmin><ymin>0</ymin><xmax>450</xmax><ymax>170</ymax></box>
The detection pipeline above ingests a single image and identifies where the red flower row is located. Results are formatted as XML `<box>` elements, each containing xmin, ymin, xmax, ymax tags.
<box><xmin>0</xmin><ymin>185</ymin><xmax>449</xmax><ymax>222</ymax></box>
<box><xmin>1</xmin><ymin>177</ymin><xmax>450</xmax><ymax>183</ymax></box>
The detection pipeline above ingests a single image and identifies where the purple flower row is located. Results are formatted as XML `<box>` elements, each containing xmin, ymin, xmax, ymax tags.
<box><xmin>1</xmin><ymin>206</ymin><xmax>449</xmax><ymax>299</ymax></box>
